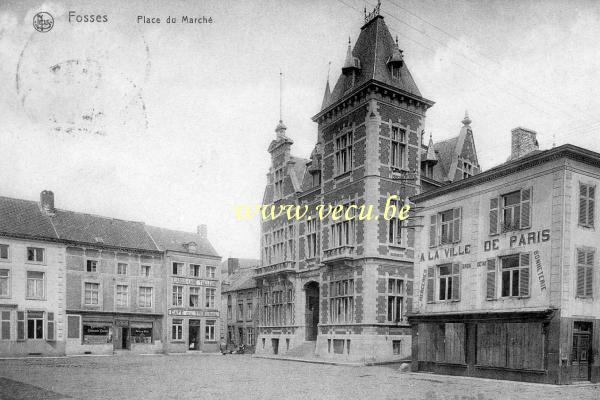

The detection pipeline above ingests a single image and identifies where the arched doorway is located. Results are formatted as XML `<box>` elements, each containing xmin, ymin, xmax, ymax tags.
<box><xmin>304</xmin><ymin>281</ymin><xmax>319</xmax><ymax>341</ymax></box>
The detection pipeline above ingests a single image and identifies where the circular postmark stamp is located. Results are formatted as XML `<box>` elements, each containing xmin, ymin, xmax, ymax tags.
<box><xmin>33</xmin><ymin>12</ymin><xmax>54</xmax><ymax>32</ymax></box>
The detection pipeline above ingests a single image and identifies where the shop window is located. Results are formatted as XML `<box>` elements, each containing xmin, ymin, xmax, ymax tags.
<box><xmin>0</xmin><ymin>269</ymin><xmax>9</xmax><ymax>297</ymax></box>
<box><xmin>387</xmin><ymin>279</ymin><xmax>404</xmax><ymax>322</ymax></box>
<box><xmin>190</xmin><ymin>264</ymin><xmax>201</xmax><ymax>277</ymax></box>
<box><xmin>330</xmin><ymin>279</ymin><xmax>354</xmax><ymax>323</ymax></box>
<box><xmin>189</xmin><ymin>287</ymin><xmax>200</xmax><ymax>308</ymax></box>
<box><xmin>140</xmin><ymin>265</ymin><xmax>151</xmax><ymax>277</ymax></box>
<box><xmin>392</xmin><ymin>340</ymin><xmax>402</xmax><ymax>355</ymax></box>
<box><xmin>26</xmin><ymin>247</ymin><xmax>44</xmax><ymax>263</ymax></box>
<box><xmin>116</xmin><ymin>285</ymin><xmax>128</xmax><ymax>307</ymax></box>
<box><xmin>27</xmin><ymin>311</ymin><xmax>44</xmax><ymax>339</ymax></box>
<box><xmin>84</xmin><ymin>282</ymin><xmax>99</xmax><ymax>305</ymax></box>
<box><xmin>117</xmin><ymin>263</ymin><xmax>127</xmax><ymax>275</ymax></box>
<box><xmin>578</xmin><ymin>183</ymin><xmax>595</xmax><ymax>228</ymax></box>
<box><xmin>489</xmin><ymin>188</ymin><xmax>531</xmax><ymax>234</ymax></box>
<box><xmin>335</xmin><ymin>130</ymin><xmax>353</xmax><ymax>175</ymax></box>
<box><xmin>500</xmin><ymin>254</ymin><xmax>530</xmax><ymax>298</ymax></box>
<box><xmin>172</xmin><ymin>285</ymin><xmax>183</xmax><ymax>306</ymax></box>
<box><xmin>131</xmin><ymin>325</ymin><xmax>152</xmax><ymax>344</ymax></box>
<box><xmin>27</xmin><ymin>271</ymin><xmax>45</xmax><ymax>299</ymax></box>
<box><xmin>333</xmin><ymin>339</ymin><xmax>344</xmax><ymax>354</ymax></box>
<box><xmin>576</xmin><ymin>249</ymin><xmax>594</xmax><ymax>298</ymax></box>
<box><xmin>0</xmin><ymin>244</ymin><xmax>9</xmax><ymax>260</ymax></box>
<box><xmin>205</xmin><ymin>288</ymin><xmax>215</xmax><ymax>308</ymax></box>
<box><xmin>205</xmin><ymin>320</ymin><xmax>215</xmax><ymax>341</ymax></box>
<box><xmin>172</xmin><ymin>319</ymin><xmax>183</xmax><ymax>341</ymax></box>
<box><xmin>139</xmin><ymin>286</ymin><xmax>153</xmax><ymax>308</ymax></box>
<box><xmin>1</xmin><ymin>311</ymin><xmax>10</xmax><ymax>340</ymax></box>
<box><xmin>86</xmin><ymin>260</ymin><xmax>98</xmax><ymax>273</ymax></box>
<box><xmin>206</xmin><ymin>266</ymin><xmax>216</xmax><ymax>279</ymax></box>
<box><xmin>67</xmin><ymin>315</ymin><xmax>80</xmax><ymax>339</ymax></box>
<box><xmin>390</xmin><ymin>126</ymin><xmax>406</xmax><ymax>170</ymax></box>
<box><xmin>82</xmin><ymin>323</ymin><xmax>111</xmax><ymax>344</ymax></box>
<box><xmin>172</xmin><ymin>262</ymin><xmax>183</xmax><ymax>276</ymax></box>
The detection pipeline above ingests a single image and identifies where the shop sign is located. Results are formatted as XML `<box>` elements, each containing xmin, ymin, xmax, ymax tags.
<box><xmin>172</xmin><ymin>277</ymin><xmax>216</xmax><ymax>287</ymax></box>
<box><xmin>419</xmin><ymin>245</ymin><xmax>471</xmax><ymax>262</ymax></box>
<box><xmin>484</xmin><ymin>229</ymin><xmax>550</xmax><ymax>251</ymax></box>
<box><xmin>534</xmin><ymin>250</ymin><xmax>547</xmax><ymax>291</ymax></box>
<box><xmin>83</xmin><ymin>325</ymin><xmax>109</xmax><ymax>335</ymax></box>
<box><xmin>168</xmin><ymin>309</ymin><xmax>219</xmax><ymax>317</ymax></box>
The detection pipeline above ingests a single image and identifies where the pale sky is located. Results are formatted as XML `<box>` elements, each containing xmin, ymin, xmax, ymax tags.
<box><xmin>1</xmin><ymin>0</ymin><xmax>600</xmax><ymax>259</ymax></box>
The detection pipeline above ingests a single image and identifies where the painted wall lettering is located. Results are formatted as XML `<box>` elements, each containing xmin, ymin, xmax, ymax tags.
<box><xmin>483</xmin><ymin>229</ymin><xmax>550</xmax><ymax>252</ymax></box>
<box><xmin>534</xmin><ymin>249</ymin><xmax>546</xmax><ymax>291</ymax></box>
<box><xmin>419</xmin><ymin>244</ymin><xmax>471</xmax><ymax>262</ymax></box>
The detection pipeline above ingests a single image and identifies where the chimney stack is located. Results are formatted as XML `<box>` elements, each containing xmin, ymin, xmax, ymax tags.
<box><xmin>197</xmin><ymin>224</ymin><xmax>207</xmax><ymax>239</ymax></box>
<box><xmin>40</xmin><ymin>190</ymin><xmax>55</xmax><ymax>214</ymax></box>
<box><xmin>510</xmin><ymin>127</ymin><xmax>539</xmax><ymax>160</ymax></box>
<box><xmin>227</xmin><ymin>258</ymin><xmax>240</xmax><ymax>275</ymax></box>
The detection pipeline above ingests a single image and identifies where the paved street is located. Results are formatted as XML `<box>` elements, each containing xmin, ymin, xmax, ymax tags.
<box><xmin>0</xmin><ymin>354</ymin><xmax>598</xmax><ymax>400</ymax></box>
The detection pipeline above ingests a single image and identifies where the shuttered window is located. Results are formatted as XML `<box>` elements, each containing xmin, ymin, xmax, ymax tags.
<box><xmin>576</xmin><ymin>249</ymin><xmax>594</xmax><ymax>298</ymax></box>
<box><xmin>429</xmin><ymin>215</ymin><xmax>437</xmax><ymax>247</ymax></box>
<box><xmin>437</xmin><ymin>263</ymin><xmax>461</xmax><ymax>301</ymax></box>
<box><xmin>500</xmin><ymin>253</ymin><xmax>530</xmax><ymax>298</ymax></box>
<box><xmin>430</xmin><ymin>208</ymin><xmax>462</xmax><ymax>247</ymax></box>
<box><xmin>489</xmin><ymin>188</ymin><xmax>531</xmax><ymax>234</ymax></box>
<box><xmin>486</xmin><ymin>259</ymin><xmax>496</xmax><ymax>300</ymax></box>
<box><xmin>579</xmin><ymin>183</ymin><xmax>595</xmax><ymax>228</ymax></box>
<box><xmin>426</xmin><ymin>266</ymin><xmax>435</xmax><ymax>303</ymax></box>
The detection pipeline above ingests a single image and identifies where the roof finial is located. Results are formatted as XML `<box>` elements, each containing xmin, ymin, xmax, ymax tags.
<box><xmin>279</xmin><ymin>69</ymin><xmax>283</xmax><ymax>122</ymax></box>
<box><xmin>462</xmin><ymin>110</ymin><xmax>472</xmax><ymax>126</ymax></box>
<box><xmin>395</xmin><ymin>35</ymin><xmax>399</xmax><ymax>46</ymax></box>
<box><xmin>327</xmin><ymin>61</ymin><xmax>331</xmax><ymax>82</ymax></box>
<box><xmin>552</xmin><ymin>132</ymin><xmax>556</xmax><ymax>148</ymax></box>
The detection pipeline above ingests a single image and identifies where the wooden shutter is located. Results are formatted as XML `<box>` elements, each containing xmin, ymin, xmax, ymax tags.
<box><xmin>429</xmin><ymin>214</ymin><xmax>437</xmax><ymax>248</ymax></box>
<box><xmin>579</xmin><ymin>184</ymin><xmax>588</xmax><ymax>226</ymax></box>
<box><xmin>426</xmin><ymin>266</ymin><xmax>435</xmax><ymax>303</ymax></box>
<box><xmin>519</xmin><ymin>253</ymin><xmax>530</xmax><ymax>297</ymax></box>
<box><xmin>451</xmin><ymin>263</ymin><xmax>461</xmax><ymax>301</ymax></box>
<box><xmin>486</xmin><ymin>259</ymin><xmax>496</xmax><ymax>300</ymax></box>
<box><xmin>17</xmin><ymin>311</ymin><xmax>24</xmax><ymax>340</ymax></box>
<box><xmin>453</xmin><ymin>208</ymin><xmax>462</xmax><ymax>243</ymax></box>
<box><xmin>585</xmin><ymin>250</ymin><xmax>594</xmax><ymax>297</ymax></box>
<box><xmin>577</xmin><ymin>249</ymin><xmax>587</xmax><ymax>297</ymax></box>
<box><xmin>489</xmin><ymin>198</ymin><xmax>499</xmax><ymax>235</ymax></box>
<box><xmin>520</xmin><ymin>188</ymin><xmax>531</xmax><ymax>229</ymax></box>
<box><xmin>588</xmin><ymin>186</ymin><xmax>595</xmax><ymax>228</ymax></box>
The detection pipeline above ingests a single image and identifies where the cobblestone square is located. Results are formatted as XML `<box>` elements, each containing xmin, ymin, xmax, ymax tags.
<box><xmin>0</xmin><ymin>355</ymin><xmax>598</xmax><ymax>400</ymax></box>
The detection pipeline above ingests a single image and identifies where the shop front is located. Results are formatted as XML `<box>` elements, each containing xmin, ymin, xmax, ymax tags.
<box><xmin>166</xmin><ymin>308</ymin><xmax>220</xmax><ymax>353</ymax></box>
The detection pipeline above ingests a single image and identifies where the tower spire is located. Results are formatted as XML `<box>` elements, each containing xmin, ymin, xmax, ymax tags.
<box><xmin>462</xmin><ymin>110</ymin><xmax>472</xmax><ymax>126</ymax></box>
<box><xmin>275</xmin><ymin>69</ymin><xmax>287</xmax><ymax>138</ymax></box>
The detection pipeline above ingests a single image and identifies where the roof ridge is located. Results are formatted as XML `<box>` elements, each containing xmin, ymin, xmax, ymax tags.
<box><xmin>53</xmin><ymin>208</ymin><xmax>146</xmax><ymax>224</ymax></box>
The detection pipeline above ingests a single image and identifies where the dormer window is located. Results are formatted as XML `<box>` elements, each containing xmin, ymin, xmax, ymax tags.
<box><xmin>391</xmin><ymin>65</ymin><xmax>401</xmax><ymax>79</ymax></box>
<box><xmin>462</xmin><ymin>161</ymin><xmax>473</xmax><ymax>179</ymax></box>
<box><xmin>185</xmin><ymin>242</ymin><xmax>198</xmax><ymax>253</ymax></box>
<box><xmin>311</xmin><ymin>171</ymin><xmax>321</xmax><ymax>187</ymax></box>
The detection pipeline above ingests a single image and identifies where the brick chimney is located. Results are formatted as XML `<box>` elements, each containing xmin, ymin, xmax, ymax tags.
<box><xmin>40</xmin><ymin>190</ymin><xmax>55</xmax><ymax>214</ymax></box>
<box><xmin>197</xmin><ymin>224</ymin><xmax>207</xmax><ymax>239</ymax></box>
<box><xmin>227</xmin><ymin>258</ymin><xmax>240</xmax><ymax>275</ymax></box>
<box><xmin>510</xmin><ymin>127</ymin><xmax>539</xmax><ymax>160</ymax></box>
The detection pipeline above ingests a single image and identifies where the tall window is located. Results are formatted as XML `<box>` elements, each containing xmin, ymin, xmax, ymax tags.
<box><xmin>172</xmin><ymin>285</ymin><xmax>183</xmax><ymax>306</ymax></box>
<box><xmin>271</xmin><ymin>228</ymin><xmax>285</xmax><ymax>264</ymax></box>
<box><xmin>286</xmin><ymin>288</ymin><xmax>294</xmax><ymax>324</ymax></box>
<box><xmin>27</xmin><ymin>271</ymin><xmax>44</xmax><ymax>299</ymax></box>
<box><xmin>502</xmin><ymin>191</ymin><xmax>521</xmax><ymax>231</ymax></box>
<box><xmin>116</xmin><ymin>285</ymin><xmax>128</xmax><ymax>307</ymax></box>
<box><xmin>172</xmin><ymin>262</ymin><xmax>183</xmax><ymax>275</ymax></box>
<box><xmin>172</xmin><ymin>319</ymin><xmax>183</xmax><ymax>341</ymax></box>
<box><xmin>247</xmin><ymin>328</ymin><xmax>255</xmax><ymax>345</ymax></box>
<box><xmin>274</xmin><ymin>167</ymin><xmax>284</xmax><ymax>200</ymax></box>
<box><xmin>439</xmin><ymin>208</ymin><xmax>461</xmax><ymax>245</ymax></box>
<box><xmin>189</xmin><ymin>287</ymin><xmax>200</xmax><ymax>308</ymax></box>
<box><xmin>262</xmin><ymin>233</ymin><xmax>271</xmax><ymax>265</ymax></box>
<box><xmin>27</xmin><ymin>311</ymin><xmax>44</xmax><ymax>339</ymax></box>
<box><xmin>490</xmin><ymin>189</ymin><xmax>531</xmax><ymax>234</ymax></box>
<box><xmin>331</xmin><ymin>204</ymin><xmax>355</xmax><ymax>248</ymax></box>
<box><xmin>27</xmin><ymin>247</ymin><xmax>44</xmax><ymax>263</ymax></box>
<box><xmin>0</xmin><ymin>269</ymin><xmax>9</xmax><ymax>297</ymax></box>
<box><xmin>117</xmin><ymin>263</ymin><xmax>127</xmax><ymax>275</ymax></box>
<box><xmin>84</xmin><ymin>282</ymin><xmax>99</xmax><ymax>305</ymax></box>
<box><xmin>205</xmin><ymin>320</ymin><xmax>215</xmax><ymax>341</ymax></box>
<box><xmin>501</xmin><ymin>254</ymin><xmax>530</xmax><ymax>298</ymax></box>
<box><xmin>272</xmin><ymin>290</ymin><xmax>283</xmax><ymax>325</ymax></box>
<box><xmin>205</xmin><ymin>288</ymin><xmax>216</xmax><ymax>308</ymax></box>
<box><xmin>0</xmin><ymin>244</ymin><xmax>9</xmax><ymax>260</ymax></box>
<box><xmin>206</xmin><ymin>266</ymin><xmax>216</xmax><ymax>279</ymax></box>
<box><xmin>438</xmin><ymin>264</ymin><xmax>454</xmax><ymax>301</ymax></box>
<box><xmin>286</xmin><ymin>225</ymin><xmax>294</xmax><ymax>261</ymax></box>
<box><xmin>579</xmin><ymin>183</ymin><xmax>595</xmax><ymax>228</ymax></box>
<box><xmin>335</xmin><ymin>131</ymin><xmax>353</xmax><ymax>175</ymax></box>
<box><xmin>190</xmin><ymin>264</ymin><xmax>201</xmax><ymax>277</ymax></box>
<box><xmin>388</xmin><ymin>198</ymin><xmax>403</xmax><ymax>246</ymax></box>
<box><xmin>86</xmin><ymin>260</ymin><xmax>97</xmax><ymax>272</ymax></box>
<box><xmin>139</xmin><ymin>286</ymin><xmax>153</xmax><ymax>308</ymax></box>
<box><xmin>46</xmin><ymin>312</ymin><xmax>55</xmax><ymax>341</ymax></box>
<box><xmin>262</xmin><ymin>291</ymin><xmax>271</xmax><ymax>325</ymax></box>
<box><xmin>306</xmin><ymin>219</ymin><xmax>319</xmax><ymax>258</ymax></box>
<box><xmin>247</xmin><ymin>301</ymin><xmax>253</xmax><ymax>320</ymax></box>
<box><xmin>387</xmin><ymin>279</ymin><xmax>404</xmax><ymax>322</ymax></box>
<box><xmin>1</xmin><ymin>311</ymin><xmax>10</xmax><ymax>339</ymax></box>
<box><xmin>330</xmin><ymin>279</ymin><xmax>354</xmax><ymax>323</ymax></box>
<box><xmin>576</xmin><ymin>249</ymin><xmax>594</xmax><ymax>298</ymax></box>
<box><xmin>227</xmin><ymin>295</ymin><xmax>232</xmax><ymax>319</ymax></box>
<box><xmin>311</xmin><ymin>171</ymin><xmax>321</xmax><ymax>187</ymax></box>
<box><xmin>390</xmin><ymin>126</ymin><xmax>406</xmax><ymax>169</ymax></box>
<box><xmin>237</xmin><ymin>301</ymin><xmax>243</xmax><ymax>321</ymax></box>
<box><xmin>141</xmin><ymin>265</ymin><xmax>151</xmax><ymax>277</ymax></box>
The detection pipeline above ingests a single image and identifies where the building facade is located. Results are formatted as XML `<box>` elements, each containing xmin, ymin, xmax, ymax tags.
<box><xmin>254</xmin><ymin>9</ymin><xmax>477</xmax><ymax>362</ymax></box>
<box><xmin>410</xmin><ymin>133</ymin><xmax>600</xmax><ymax>384</ymax></box>
<box><xmin>147</xmin><ymin>225</ymin><xmax>222</xmax><ymax>353</ymax></box>
<box><xmin>222</xmin><ymin>267</ymin><xmax>259</xmax><ymax>352</ymax></box>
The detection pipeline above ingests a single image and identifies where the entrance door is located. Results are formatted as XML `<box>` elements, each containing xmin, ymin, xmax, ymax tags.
<box><xmin>121</xmin><ymin>327</ymin><xmax>129</xmax><ymax>350</ymax></box>
<box><xmin>238</xmin><ymin>328</ymin><xmax>244</xmax><ymax>344</ymax></box>
<box><xmin>571</xmin><ymin>321</ymin><xmax>592</xmax><ymax>381</ymax></box>
<box><xmin>189</xmin><ymin>320</ymin><xmax>200</xmax><ymax>350</ymax></box>
<box><xmin>305</xmin><ymin>281</ymin><xmax>319</xmax><ymax>341</ymax></box>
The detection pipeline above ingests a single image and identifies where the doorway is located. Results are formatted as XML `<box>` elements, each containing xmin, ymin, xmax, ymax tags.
<box><xmin>571</xmin><ymin>321</ymin><xmax>592</xmax><ymax>381</ymax></box>
<box><xmin>121</xmin><ymin>327</ymin><xmax>129</xmax><ymax>350</ymax></box>
<box><xmin>189</xmin><ymin>320</ymin><xmax>201</xmax><ymax>350</ymax></box>
<box><xmin>305</xmin><ymin>281</ymin><xmax>319</xmax><ymax>341</ymax></box>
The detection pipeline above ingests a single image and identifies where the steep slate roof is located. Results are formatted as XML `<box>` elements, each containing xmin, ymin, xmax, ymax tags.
<box><xmin>326</xmin><ymin>15</ymin><xmax>423</xmax><ymax>109</ymax></box>
<box><xmin>221</xmin><ymin>258</ymin><xmax>260</xmax><ymax>274</ymax></box>
<box><xmin>0</xmin><ymin>196</ymin><xmax>58</xmax><ymax>240</ymax></box>
<box><xmin>222</xmin><ymin>267</ymin><xmax>257</xmax><ymax>293</ymax></box>
<box><xmin>433</xmin><ymin>136</ymin><xmax>459</xmax><ymax>182</ymax></box>
<box><xmin>146</xmin><ymin>225</ymin><xmax>219</xmax><ymax>257</ymax></box>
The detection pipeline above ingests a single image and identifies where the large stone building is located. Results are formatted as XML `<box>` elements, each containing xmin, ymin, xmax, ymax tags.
<box><xmin>254</xmin><ymin>8</ymin><xmax>478</xmax><ymax>362</ymax></box>
<box><xmin>410</xmin><ymin>131</ymin><xmax>600</xmax><ymax>384</ymax></box>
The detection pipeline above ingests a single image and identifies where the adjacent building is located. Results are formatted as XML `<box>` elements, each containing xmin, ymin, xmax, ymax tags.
<box><xmin>222</xmin><ymin>266</ymin><xmax>259</xmax><ymax>352</ymax></box>
<box><xmin>410</xmin><ymin>130</ymin><xmax>600</xmax><ymax>384</ymax></box>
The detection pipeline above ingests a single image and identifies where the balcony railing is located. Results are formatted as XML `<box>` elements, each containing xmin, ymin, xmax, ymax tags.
<box><xmin>322</xmin><ymin>245</ymin><xmax>355</xmax><ymax>263</ymax></box>
<box><xmin>255</xmin><ymin>260</ymin><xmax>296</xmax><ymax>277</ymax></box>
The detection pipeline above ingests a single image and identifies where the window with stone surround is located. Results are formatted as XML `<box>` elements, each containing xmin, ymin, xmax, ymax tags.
<box><xmin>139</xmin><ymin>286</ymin><xmax>153</xmax><ymax>308</ymax></box>
<box><xmin>189</xmin><ymin>287</ymin><xmax>200</xmax><ymax>308</ymax></box>
<box><xmin>0</xmin><ymin>269</ymin><xmax>9</xmax><ymax>298</ymax></box>
<box><xmin>335</xmin><ymin>131</ymin><xmax>353</xmax><ymax>175</ymax></box>
<box><xmin>306</xmin><ymin>218</ymin><xmax>319</xmax><ymax>258</ymax></box>
<box><xmin>390</xmin><ymin>126</ymin><xmax>407</xmax><ymax>170</ymax></box>
<box><xmin>329</xmin><ymin>279</ymin><xmax>354</xmax><ymax>323</ymax></box>
<box><xmin>0</xmin><ymin>244</ymin><xmax>9</xmax><ymax>260</ymax></box>
<box><xmin>205</xmin><ymin>288</ymin><xmax>216</xmax><ymax>309</ymax></box>
<box><xmin>84</xmin><ymin>282</ymin><xmax>99</xmax><ymax>305</ymax></box>
<box><xmin>387</xmin><ymin>278</ymin><xmax>404</xmax><ymax>322</ymax></box>
<box><xmin>274</xmin><ymin>167</ymin><xmax>284</xmax><ymax>200</ymax></box>
<box><xmin>579</xmin><ymin>183</ymin><xmax>595</xmax><ymax>228</ymax></box>
<box><xmin>116</xmin><ymin>284</ymin><xmax>128</xmax><ymax>307</ymax></box>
